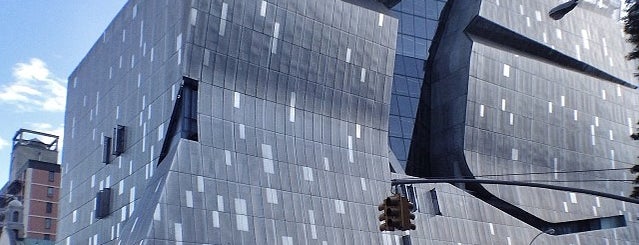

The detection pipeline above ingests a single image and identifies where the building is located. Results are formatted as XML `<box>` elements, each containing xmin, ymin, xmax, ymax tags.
<box><xmin>1</xmin><ymin>129</ymin><xmax>60</xmax><ymax>245</ymax></box>
<box><xmin>404</xmin><ymin>0</ymin><xmax>639</xmax><ymax>243</ymax></box>
<box><xmin>57</xmin><ymin>0</ymin><xmax>639</xmax><ymax>244</ymax></box>
<box><xmin>59</xmin><ymin>0</ymin><xmax>400</xmax><ymax>244</ymax></box>
<box><xmin>387</xmin><ymin>0</ymin><xmax>446</xmax><ymax>171</ymax></box>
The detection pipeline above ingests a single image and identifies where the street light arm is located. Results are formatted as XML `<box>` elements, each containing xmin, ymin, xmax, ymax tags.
<box><xmin>391</xmin><ymin>178</ymin><xmax>639</xmax><ymax>204</ymax></box>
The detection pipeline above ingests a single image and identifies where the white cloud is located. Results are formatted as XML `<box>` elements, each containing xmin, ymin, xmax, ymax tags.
<box><xmin>0</xmin><ymin>137</ymin><xmax>8</xmax><ymax>151</ymax></box>
<box><xmin>28</xmin><ymin>122</ymin><xmax>65</xmax><ymax>164</ymax></box>
<box><xmin>28</xmin><ymin>122</ymin><xmax>64</xmax><ymax>145</ymax></box>
<box><xmin>0</xmin><ymin>58</ymin><xmax>67</xmax><ymax>112</ymax></box>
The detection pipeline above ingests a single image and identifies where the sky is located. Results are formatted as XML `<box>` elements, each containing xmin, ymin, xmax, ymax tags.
<box><xmin>0</xmin><ymin>1</ymin><xmax>127</xmax><ymax>186</ymax></box>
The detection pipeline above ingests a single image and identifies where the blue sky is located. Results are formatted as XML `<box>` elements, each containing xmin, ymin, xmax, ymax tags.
<box><xmin>0</xmin><ymin>1</ymin><xmax>127</xmax><ymax>186</ymax></box>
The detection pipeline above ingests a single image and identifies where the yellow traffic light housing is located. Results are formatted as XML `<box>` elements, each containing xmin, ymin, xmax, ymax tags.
<box><xmin>378</xmin><ymin>194</ymin><xmax>402</xmax><ymax>231</ymax></box>
<box><xmin>399</xmin><ymin>196</ymin><xmax>416</xmax><ymax>231</ymax></box>
<box><xmin>378</xmin><ymin>194</ymin><xmax>417</xmax><ymax>231</ymax></box>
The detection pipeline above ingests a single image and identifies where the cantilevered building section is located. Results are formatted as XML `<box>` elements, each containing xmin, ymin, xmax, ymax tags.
<box><xmin>58</xmin><ymin>0</ymin><xmax>399</xmax><ymax>244</ymax></box>
<box><xmin>405</xmin><ymin>0</ymin><xmax>639</xmax><ymax>243</ymax></box>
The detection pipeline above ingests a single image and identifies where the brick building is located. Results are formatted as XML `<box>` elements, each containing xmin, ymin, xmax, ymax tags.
<box><xmin>0</xmin><ymin>129</ymin><xmax>60</xmax><ymax>245</ymax></box>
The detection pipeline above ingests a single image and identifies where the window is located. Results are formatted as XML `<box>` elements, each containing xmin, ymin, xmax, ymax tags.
<box><xmin>48</xmin><ymin>171</ymin><xmax>55</xmax><ymax>182</ymax></box>
<box><xmin>44</xmin><ymin>218</ymin><xmax>52</xmax><ymax>229</ymax></box>
<box><xmin>46</xmin><ymin>202</ymin><xmax>53</xmax><ymax>213</ymax></box>
<box><xmin>95</xmin><ymin>188</ymin><xmax>112</xmax><ymax>219</ymax></box>
<box><xmin>430</xmin><ymin>188</ymin><xmax>441</xmax><ymax>215</ymax></box>
<box><xmin>103</xmin><ymin>136</ymin><xmax>112</xmax><ymax>164</ymax></box>
<box><xmin>158</xmin><ymin>77</ymin><xmax>199</xmax><ymax>164</ymax></box>
<box><xmin>181</xmin><ymin>77</ymin><xmax>198</xmax><ymax>141</ymax></box>
<box><xmin>44</xmin><ymin>234</ymin><xmax>51</xmax><ymax>240</ymax></box>
<box><xmin>47</xmin><ymin>187</ymin><xmax>54</xmax><ymax>197</ymax></box>
<box><xmin>113</xmin><ymin>125</ymin><xmax>126</xmax><ymax>156</ymax></box>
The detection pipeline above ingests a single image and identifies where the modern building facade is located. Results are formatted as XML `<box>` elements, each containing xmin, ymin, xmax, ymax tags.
<box><xmin>59</xmin><ymin>0</ymin><xmax>400</xmax><ymax>244</ymax></box>
<box><xmin>387</xmin><ymin>0</ymin><xmax>446</xmax><ymax>170</ymax></box>
<box><xmin>405</xmin><ymin>0</ymin><xmax>639</xmax><ymax>243</ymax></box>
<box><xmin>1</xmin><ymin>129</ymin><xmax>60</xmax><ymax>244</ymax></box>
<box><xmin>58</xmin><ymin>0</ymin><xmax>639</xmax><ymax>244</ymax></box>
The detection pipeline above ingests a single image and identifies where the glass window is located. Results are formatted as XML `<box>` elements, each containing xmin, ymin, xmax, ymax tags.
<box><xmin>389</xmin><ymin>115</ymin><xmax>403</xmax><ymax>137</ymax></box>
<box><xmin>390</xmin><ymin>137</ymin><xmax>407</xmax><ymax>161</ymax></box>
<box><xmin>397</xmin><ymin>95</ymin><xmax>413</xmax><ymax>117</ymax></box>
<box><xmin>44</xmin><ymin>218</ymin><xmax>52</xmax><ymax>229</ymax></box>
<box><xmin>47</xmin><ymin>187</ymin><xmax>54</xmax><ymax>197</ymax></box>
<box><xmin>414</xmin><ymin>17</ymin><xmax>428</xmax><ymax>39</ymax></box>
<box><xmin>393</xmin><ymin>76</ymin><xmax>410</xmax><ymax>96</ymax></box>
<box><xmin>48</xmin><ymin>171</ymin><xmax>55</xmax><ymax>182</ymax></box>
<box><xmin>390</xmin><ymin>96</ymin><xmax>400</xmax><ymax>116</ymax></box>
<box><xmin>414</xmin><ymin>0</ymin><xmax>427</xmax><ymax>17</ymax></box>
<box><xmin>401</xmin><ymin>35</ymin><xmax>415</xmax><ymax>57</ymax></box>
<box><xmin>46</xmin><ymin>202</ymin><xmax>53</xmax><ymax>213</ymax></box>
<box><xmin>401</xmin><ymin>118</ymin><xmax>415</xmax><ymax>138</ymax></box>
<box><xmin>44</xmin><ymin>234</ymin><xmax>51</xmax><ymax>240</ymax></box>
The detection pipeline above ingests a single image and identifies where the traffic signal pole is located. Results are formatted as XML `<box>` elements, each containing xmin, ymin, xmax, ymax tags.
<box><xmin>391</xmin><ymin>178</ymin><xmax>639</xmax><ymax>204</ymax></box>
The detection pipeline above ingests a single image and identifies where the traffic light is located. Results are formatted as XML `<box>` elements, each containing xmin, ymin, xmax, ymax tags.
<box><xmin>631</xmin><ymin>122</ymin><xmax>639</xmax><ymax>199</ymax></box>
<box><xmin>631</xmin><ymin>165</ymin><xmax>639</xmax><ymax>198</ymax></box>
<box><xmin>378</xmin><ymin>194</ymin><xmax>401</xmax><ymax>231</ymax></box>
<box><xmin>378</xmin><ymin>194</ymin><xmax>417</xmax><ymax>231</ymax></box>
<box><xmin>399</xmin><ymin>196</ymin><xmax>416</xmax><ymax>231</ymax></box>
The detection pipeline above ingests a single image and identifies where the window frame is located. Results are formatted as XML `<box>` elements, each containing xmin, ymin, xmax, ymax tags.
<box><xmin>48</xmin><ymin>171</ymin><xmax>55</xmax><ymax>182</ymax></box>
<box><xmin>44</xmin><ymin>218</ymin><xmax>52</xmax><ymax>229</ymax></box>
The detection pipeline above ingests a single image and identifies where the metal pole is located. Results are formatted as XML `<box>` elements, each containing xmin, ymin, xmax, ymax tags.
<box><xmin>391</xmin><ymin>178</ymin><xmax>639</xmax><ymax>204</ymax></box>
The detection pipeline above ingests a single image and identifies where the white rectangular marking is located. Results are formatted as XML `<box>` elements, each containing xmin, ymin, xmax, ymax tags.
<box><xmin>186</xmin><ymin>191</ymin><xmax>193</xmax><ymax>208</ymax></box>
<box><xmin>238</xmin><ymin>124</ymin><xmax>245</xmax><ymax>139</ymax></box>
<box><xmin>260</xmin><ymin>1</ymin><xmax>267</xmax><ymax>17</ymax></box>
<box><xmin>570</xmin><ymin>192</ymin><xmax>578</xmax><ymax>203</ymax></box>
<box><xmin>360</xmin><ymin>68</ymin><xmax>366</xmax><ymax>82</ymax></box>
<box><xmin>503</xmin><ymin>64</ymin><xmax>510</xmax><ymax>77</ymax></box>
<box><xmin>221</xmin><ymin>3</ymin><xmax>228</xmax><ymax>20</ymax></box>
<box><xmin>234</xmin><ymin>92</ymin><xmax>240</xmax><ymax>108</ymax></box>
<box><xmin>266</xmin><ymin>188</ymin><xmax>278</xmax><ymax>204</ymax></box>
<box><xmin>289</xmin><ymin>92</ymin><xmax>296</xmax><ymax>122</ymax></box>
<box><xmin>225</xmin><ymin>150</ymin><xmax>232</xmax><ymax>166</ymax></box>
<box><xmin>235</xmin><ymin>198</ymin><xmax>247</xmax><ymax>214</ymax></box>
<box><xmin>175</xmin><ymin>223</ymin><xmax>183</xmax><ymax>242</ymax></box>
<box><xmin>217</xmin><ymin>195</ymin><xmax>225</xmax><ymax>212</ymax></box>
<box><xmin>212</xmin><ymin>211</ymin><xmax>220</xmax><ymax>227</ymax></box>
<box><xmin>274</xmin><ymin>22</ymin><xmax>280</xmax><ymax>38</ymax></box>
<box><xmin>197</xmin><ymin>176</ymin><xmax>204</xmax><ymax>192</ymax></box>
<box><xmin>263</xmin><ymin>159</ymin><xmax>274</xmax><ymax>174</ymax></box>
